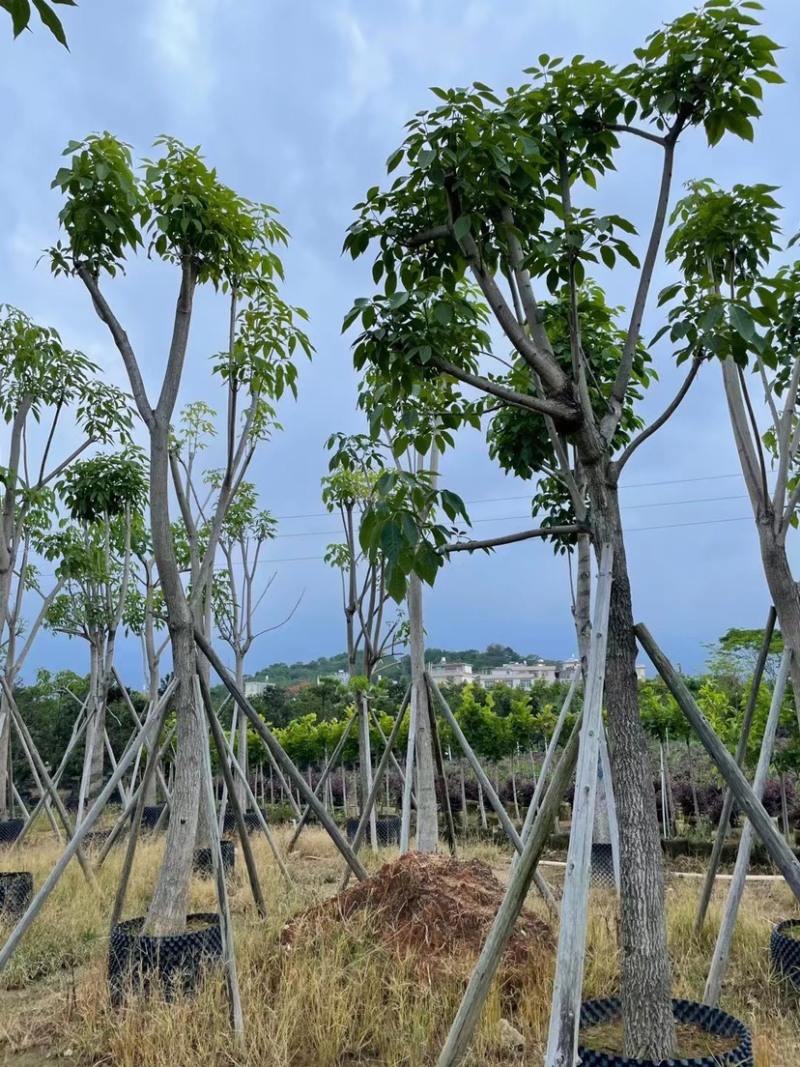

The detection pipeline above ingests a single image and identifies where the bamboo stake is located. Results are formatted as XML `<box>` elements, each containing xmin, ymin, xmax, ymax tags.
<box><xmin>636</xmin><ymin>622</ymin><xmax>800</xmax><ymax>896</ymax></box>
<box><xmin>198</xmin><ymin>682</ymin><xmax>244</xmax><ymax>1046</ymax></box>
<box><xmin>693</xmin><ymin>605</ymin><xmax>777</xmax><ymax>934</ymax></box>
<box><xmin>545</xmin><ymin>542</ymin><xmax>614</xmax><ymax>1067</ymax></box>
<box><xmin>195</xmin><ymin>630</ymin><xmax>368</xmax><ymax>880</ymax></box>
<box><xmin>703</xmin><ymin>649</ymin><xmax>791</xmax><ymax>1006</ymax></box>
<box><xmin>437</xmin><ymin>709</ymin><xmax>584</xmax><ymax>1067</ymax></box>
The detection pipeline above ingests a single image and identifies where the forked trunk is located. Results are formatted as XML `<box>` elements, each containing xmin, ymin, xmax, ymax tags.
<box><xmin>586</xmin><ymin>464</ymin><xmax>675</xmax><ymax>1058</ymax></box>
<box><xmin>408</xmin><ymin>572</ymin><xmax>438</xmax><ymax>852</ymax></box>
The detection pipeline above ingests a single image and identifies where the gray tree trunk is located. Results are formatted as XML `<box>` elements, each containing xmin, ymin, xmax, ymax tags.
<box><xmin>586</xmin><ymin>466</ymin><xmax>675</xmax><ymax>1058</ymax></box>
<box><xmin>409</xmin><ymin>572</ymin><xmax>438</xmax><ymax>852</ymax></box>
<box><xmin>235</xmin><ymin>655</ymin><xmax>248</xmax><ymax>811</ymax></box>
<box><xmin>0</xmin><ymin>704</ymin><xmax>9</xmax><ymax>821</ymax></box>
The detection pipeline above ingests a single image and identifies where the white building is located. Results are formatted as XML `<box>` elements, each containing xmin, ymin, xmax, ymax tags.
<box><xmin>428</xmin><ymin>659</ymin><xmax>475</xmax><ymax>685</ymax></box>
<box><xmin>480</xmin><ymin>660</ymin><xmax>559</xmax><ymax>688</ymax></box>
<box><xmin>243</xmin><ymin>678</ymin><xmax>269</xmax><ymax>698</ymax></box>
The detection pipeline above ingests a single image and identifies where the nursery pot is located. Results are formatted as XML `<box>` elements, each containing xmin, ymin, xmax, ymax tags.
<box><xmin>346</xmin><ymin>815</ymin><xmax>402</xmax><ymax>848</ymax></box>
<box><xmin>141</xmin><ymin>805</ymin><xmax>167</xmax><ymax>831</ymax></box>
<box><xmin>771</xmin><ymin>919</ymin><xmax>800</xmax><ymax>988</ymax></box>
<box><xmin>192</xmin><ymin>840</ymin><xmax>235</xmax><ymax>878</ymax></box>
<box><xmin>0</xmin><ymin>871</ymin><xmax>33</xmax><ymax>919</ymax></box>
<box><xmin>223</xmin><ymin>808</ymin><xmax>268</xmax><ymax>834</ymax></box>
<box><xmin>0</xmin><ymin>818</ymin><xmax>25</xmax><ymax>846</ymax></box>
<box><xmin>590</xmin><ymin>842</ymin><xmax>616</xmax><ymax>890</ymax></box>
<box><xmin>107</xmin><ymin>912</ymin><xmax>223</xmax><ymax>1006</ymax></box>
<box><xmin>577</xmin><ymin>998</ymin><xmax>753</xmax><ymax>1067</ymax></box>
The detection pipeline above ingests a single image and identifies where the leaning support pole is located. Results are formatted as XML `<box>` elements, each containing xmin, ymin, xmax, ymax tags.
<box><xmin>340</xmin><ymin>691</ymin><xmax>411</xmax><ymax>890</ymax></box>
<box><xmin>0</xmin><ymin>703</ymin><xmax>161</xmax><ymax>973</ymax></box>
<box><xmin>197</xmin><ymin>681</ymin><xmax>244</xmax><ymax>1046</ymax></box>
<box><xmin>13</xmin><ymin>711</ymin><xmax>90</xmax><ymax>851</ymax></box>
<box><xmin>400</xmin><ymin>686</ymin><xmax>418</xmax><ymax>853</ymax></box>
<box><xmin>194</xmin><ymin>628</ymin><xmax>368</xmax><ymax>881</ymax></box>
<box><xmin>520</xmin><ymin>672</ymin><xmax>579</xmax><ymax>848</ymax></box>
<box><xmin>370</xmin><ymin>707</ymin><xmax>416</xmax><ymax>806</ymax></box>
<box><xmin>287</xmin><ymin>708</ymin><xmax>359</xmax><ymax>853</ymax></box>
<box><xmin>426</xmin><ymin>676</ymin><xmax>458</xmax><ymax>856</ymax></box>
<box><xmin>703</xmin><ymin>648</ymin><xmax>791</xmax><ymax>1006</ymax></box>
<box><xmin>437</xmin><ymin>709</ymin><xmax>584</xmax><ymax>1067</ymax></box>
<box><xmin>598</xmin><ymin>724</ymin><xmax>621</xmax><ymax>894</ymax></box>
<box><xmin>636</xmin><ymin>622</ymin><xmax>800</xmax><ymax>896</ymax></box>
<box><xmin>112</xmin><ymin>667</ymin><xmax>175</xmax><ymax>806</ymax></box>
<box><xmin>545</xmin><ymin>542</ymin><xmax>614</xmax><ymax>1067</ymax></box>
<box><xmin>427</xmin><ymin>673</ymin><xmax>559</xmax><ymax>917</ymax></box>
<box><xmin>694</xmin><ymin>605</ymin><xmax>777</xmax><ymax>934</ymax></box>
<box><xmin>1</xmin><ymin>679</ymin><xmax>96</xmax><ymax>886</ymax></box>
<box><xmin>198</xmin><ymin>666</ymin><xmax>271</xmax><ymax>911</ymax></box>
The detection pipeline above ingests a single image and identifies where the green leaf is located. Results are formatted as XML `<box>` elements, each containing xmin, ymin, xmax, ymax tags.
<box><xmin>725</xmin><ymin>112</ymin><xmax>754</xmax><ymax>142</ymax></box>
<box><xmin>386</xmin><ymin>148</ymin><xmax>404</xmax><ymax>174</ymax></box>
<box><xmin>729</xmin><ymin>303</ymin><xmax>758</xmax><ymax>344</ymax></box>
<box><xmin>453</xmin><ymin>214</ymin><xmax>472</xmax><ymax>241</ymax></box>
<box><xmin>2</xmin><ymin>0</ymin><xmax>31</xmax><ymax>37</ymax></box>
<box><xmin>433</xmin><ymin>300</ymin><xmax>453</xmax><ymax>326</ymax></box>
<box><xmin>31</xmin><ymin>0</ymin><xmax>67</xmax><ymax>45</ymax></box>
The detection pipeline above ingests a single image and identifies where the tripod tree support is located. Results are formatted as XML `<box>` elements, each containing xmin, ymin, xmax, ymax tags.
<box><xmin>287</xmin><ymin>709</ymin><xmax>358</xmax><ymax>853</ymax></box>
<box><xmin>194</xmin><ymin>628</ymin><xmax>368</xmax><ymax>881</ymax></box>
<box><xmin>635</xmin><ymin>622</ymin><xmax>800</xmax><ymax>897</ymax></box>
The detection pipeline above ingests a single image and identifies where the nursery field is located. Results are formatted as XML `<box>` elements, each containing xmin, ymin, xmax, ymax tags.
<box><xmin>1</xmin><ymin>825</ymin><xmax>799</xmax><ymax>1067</ymax></box>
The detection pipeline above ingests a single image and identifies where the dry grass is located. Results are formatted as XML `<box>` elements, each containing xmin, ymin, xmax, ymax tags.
<box><xmin>0</xmin><ymin>824</ymin><xmax>798</xmax><ymax>1065</ymax></box>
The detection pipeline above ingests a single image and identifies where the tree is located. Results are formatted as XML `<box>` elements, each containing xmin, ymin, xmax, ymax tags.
<box><xmin>39</xmin><ymin>448</ymin><xmax>147</xmax><ymax>818</ymax></box>
<box><xmin>0</xmin><ymin>305</ymin><xmax>132</xmax><ymax>819</ymax></box>
<box><xmin>2</xmin><ymin>0</ymin><xmax>75</xmax><ymax>46</ymax></box>
<box><xmin>662</xmin><ymin>180</ymin><xmax>800</xmax><ymax>724</ymax></box>
<box><xmin>49</xmin><ymin>133</ymin><xmax>311</xmax><ymax>935</ymax></box>
<box><xmin>341</xmin><ymin>2</ymin><xmax>779</xmax><ymax>1054</ymax></box>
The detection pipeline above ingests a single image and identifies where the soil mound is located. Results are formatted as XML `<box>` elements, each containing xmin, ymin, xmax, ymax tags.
<box><xmin>282</xmin><ymin>852</ymin><xmax>553</xmax><ymax>980</ymax></box>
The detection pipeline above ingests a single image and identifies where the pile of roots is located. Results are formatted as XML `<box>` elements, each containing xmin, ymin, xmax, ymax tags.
<box><xmin>282</xmin><ymin>852</ymin><xmax>553</xmax><ymax>984</ymax></box>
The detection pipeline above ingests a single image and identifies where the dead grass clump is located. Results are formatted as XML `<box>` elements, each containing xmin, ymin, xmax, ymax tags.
<box><xmin>282</xmin><ymin>851</ymin><xmax>554</xmax><ymax>985</ymax></box>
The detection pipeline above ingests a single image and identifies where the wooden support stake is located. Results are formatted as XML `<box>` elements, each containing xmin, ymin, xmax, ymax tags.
<box><xmin>437</xmin><ymin>709</ymin><xmax>584</xmax><ymax>1067</ymax></box>
<box><xmin>426</xmin><ymin>676</ymin><xmax>458</xmax><ymax>856</ymax></box>
<box><xmin>694</xmin><ymin>605</ymin><xmax>777</xmax><ymax>934</ymax></box>
<box><xmin>703</xmin><ymin>648</ymin><xmax>791</xmax><ymax>1006</ymax></box>
<box><xmin>195</xmin><ymin>629</ymin><xmax>368</xmax><ymax>880</ymax></box>
<box><xmin>400</xmin><ymin>685</ymin><xmax>418</xmax><ymax>853</ymax></box>
<box><xmin>636</xmin><ymin>621</ymin><xmax>800</xmax><ymax>896</ymax></box>
<box><xmin>545</xmin><ymin>542</ymin><xmax>614</xmax><ymax>1067</ymax></box>
<box><xmin>598</xmin><ymin>724</ymin><xmax>620</xmax><ymax>894</ymax></box>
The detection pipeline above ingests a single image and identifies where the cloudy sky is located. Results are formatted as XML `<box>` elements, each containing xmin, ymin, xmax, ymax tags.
<box><xmin>2</xmin><ymin>0</ymin><xmax>799</xmax><ymax>685</ymax></box>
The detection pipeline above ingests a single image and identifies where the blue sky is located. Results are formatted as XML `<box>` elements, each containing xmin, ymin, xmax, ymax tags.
<box><xmin>2</xmin><ymin>0</ymin><xmax>800</xmax><ymax>685</ymax></box>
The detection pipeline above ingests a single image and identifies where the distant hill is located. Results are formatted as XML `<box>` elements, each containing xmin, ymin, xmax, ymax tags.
<box><xmin>252</xmin><ymin>643</ymin><xmax>554</xmax><ymax>687</ymax></box>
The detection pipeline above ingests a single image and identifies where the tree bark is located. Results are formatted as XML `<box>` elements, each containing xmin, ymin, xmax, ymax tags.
<box><xmin>585</xmin><ymin>464</ymin><xmax>675</xmax><ymax>1058</ymax></box>
<box><xmin>755</xmin><ymin>531</ymin><xmax>800</xmax><ymax>725</ymax></box>
<box><xmin>0</xmin><ymin>704</ymin><xmax>9</xmax><ymax>821</ymax></box>
<box><xmin>409</xmin><ymin>572</ymin><xmax>438</xmax><ymax>852</ymax></box>
<box><xmin>234</xmin><ymin>654</ymin><xmax>249</xmax><ymax>811</ymax></box>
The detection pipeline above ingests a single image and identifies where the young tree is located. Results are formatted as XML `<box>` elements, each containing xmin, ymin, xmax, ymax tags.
<box><xmin>39</xmin><ymin>449</ymin><xmax>147</xmax><ymax>817</ymax></box>
<box><xmin>49</xmin><ymin>133</ymin><xmax>311</xmax><ymax>934</ymax></box>
<box><xmin>0</xmin><ymin>305</ymin><xmax>131</xmax><ymax>819</ymax></box>
<box><xmin>663</xmin><ymin>181</ymin><xmax>800</xmax><ymax>723</ymax></box>
<box><xmin>341</xmin><ymin>2</ymin><xmax>779</xmax><ymax>1053</ymax></box>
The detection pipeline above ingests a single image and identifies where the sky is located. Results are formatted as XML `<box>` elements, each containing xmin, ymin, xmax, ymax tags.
<box><xmin>2</xmin><ymin>0</ymin><xmax>800</xmax><ymax>686</ymax></box>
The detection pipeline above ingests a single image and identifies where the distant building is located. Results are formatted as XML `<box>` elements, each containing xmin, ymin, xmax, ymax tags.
<box><xmin>558</xmin><ymin>657</ymin><xmax>647</xmax><ymax>683</ymax></box>
<box><xmin>317</xmin><ymin>670</ymin><xmax>349</xmax><ymax>686</ymax></box>
<box><xmin>243</xmin><ymin>678</ymin><xmax>269</xmax><ymax>698</ymax></box>
<box><xmin>428</xmin><ymin>659</ymin><xmax>475</xmax><ymax>685</ymax></box>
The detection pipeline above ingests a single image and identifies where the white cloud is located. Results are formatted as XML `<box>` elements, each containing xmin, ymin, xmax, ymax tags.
<box><xmin>328</xmin><ymin>4</ymin><xmax>394</xmax><ymax>126</ymax></box>
<box><xmin>145</xmin><ymin>0</ymin><xmax>221</xmax><ymax>105</ymax></box>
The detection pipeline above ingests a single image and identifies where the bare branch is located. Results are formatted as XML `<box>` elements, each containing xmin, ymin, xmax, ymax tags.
<box><xmin>443</xmin><ymin>524</ymin><xmax>582</xmax><ymax>554</ymax></box>
<box><xmin>614</xmin><ymin>354</ymin><xmax>703</xmax><ymax>477</ymax></box>
<box><xmin>155</xmin><ymin>257</ymin><xmax>200</xmax><ymax>420</ymax></box>
<box><xmin>252</xmin><ymin>591</ymin><xmax>305</xmax><ymax>640</ymax></box>
<box><xmin>607</xmin><ymin>124</ymin><xmax>667</xmax><ymax>147</ymax></box>
<box><xmin>404</xmin><ymin>225</ymin><xmax>450</xmax><ymax>248</ymax></box>
<box><xmin>431</xmin><ymin>354</ymin><xmax>579</xmax><ymax>424</ymax></box>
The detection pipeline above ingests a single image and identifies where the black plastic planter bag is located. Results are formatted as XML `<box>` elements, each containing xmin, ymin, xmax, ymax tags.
<box><xmin>0</xmin><ymin>818</ymin><xmax>24</xmax><ymax>846</ymax></box>
<box><xmin>0</xmin><ymin>871</ymin><xmax>33</xmax><ymax>919</ymax></box>
<box><xmin>346</xmin><ymin>815</ymin><xmax>401</xmax><ymax>847</ymax></box>
<box><xmin>771</xmin><ymin>919</ymin><xmax>800</xmax><ymax>989</ymax></box>
<box><xmin>591</xmin><ymin>842</ymin><xmax>616</xmax><ymax>890</ymax></box>
<box><xmin>577</xmin><ymin>997</ymin><xmax>753</xmax><ymax>1067</ymax></box>
<box><xmin>108</xmin><ymin>912</ymin><xmax>223</xmax><ymax>1006</ymax></box>
<box><xmin>141</xmin><ymin>805</ymin><xmax>166</xmax><ymax>831</ymax></box>
<box><xmin>192</xmin><ymin>840</ymin><xmax>235</xmax><ymax>878</ymax></box>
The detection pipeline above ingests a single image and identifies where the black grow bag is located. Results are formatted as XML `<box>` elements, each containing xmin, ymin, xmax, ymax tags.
<box><xmin>0</xmin><ymin>871</ymin><xmax>33</xmax><ymax>919</ymax></box>
<box><xmin>0</xmin><ymin>818</ymin><xmax>24</xmax><ymax>846</ymax></box>
<box><xmin>577</xmin><ymin>998</ymin><xmax>753</xmax><ymax>1067</ymax></box>
<box><xmin>591</xmin><ymin>842</ymin><xmax>616</xmax><ymax>890</ymax></box>
<box><xmin>192</xmin><ymin>840</ymin><xmax>235</xmax><ymax>878</ymax></box>
<box><xmin>771</xmin><ymin>919</ymin><xmax>800</xmax><ymax>989</ymax></box>
<box><xmin>107</xmin><ymin>912</ymin><xmax>222</xmax><ymax>1006</ymax></box>
<box><xmin>346</xmin><ymin>815</ymin><xmax>402</xmax><ymax>847</ymax></box>
<box><xmin>222</xmin><ymin>808</ymin><xmax>268</xmax><ymax>835</ymax></box>
<box><xmin>141</xmin><ymin>805</ymin><xmax>167</xmax><ymax>831</ymax></box>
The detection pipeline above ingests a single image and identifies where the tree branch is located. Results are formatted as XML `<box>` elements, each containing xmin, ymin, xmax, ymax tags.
<box><xmin>613</xmin><ymin>354</ymin><xmax>703</xmax><ymax>477</ymax></box>
<box><xmin>607</xmin><ymin>124</ymin><xmax>667</xmax><ymax>147</ymax></box>
<box><xmin>443</xmin><ymin>524</ymin><xmax>582</xmax><ymax>554</ymax></box>
<box><xmin>431</xmin><ymin>355</ymin><xmax>580</xmax><ymax>424</ymax></box>
<box><xmin>603</xmin><ymin>136</ymin><xmax>677</xmax><ymax>440</ymax></box>
<box><xmin>155</xmin><ymin>257</ymin><xmax>199</xmax><ymax>421</ymax></box>
<box><xmin>77</xmin><ymin>266</ymin><xmax>154</xmax><ymax>428</ymax></box>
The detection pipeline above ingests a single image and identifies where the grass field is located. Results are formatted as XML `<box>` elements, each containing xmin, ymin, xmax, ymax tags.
<box><xmin>1</xmin><ymin>825</ymin><xmax>799</xmax><ymax>1066</ymax></box>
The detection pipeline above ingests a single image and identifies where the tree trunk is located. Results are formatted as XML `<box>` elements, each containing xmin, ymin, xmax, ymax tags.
<box><xmin>755</xmin><ymin>531</ymin><xmax>800</xmax><ymax>725</ymax></box>
<box><xmin>408</xmin><ymin>572</ymin><xmax>438</xmax><ymax>852</ymax></box>
<box><xmin>0</xmin><ymin>704</ymin><xmax>9</xmax><ymax>821</ymax></box>
<box><xmin>586</xmin><ymin>465</ymin><xmax>675</xmax><ymax>1058</ymax></box>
